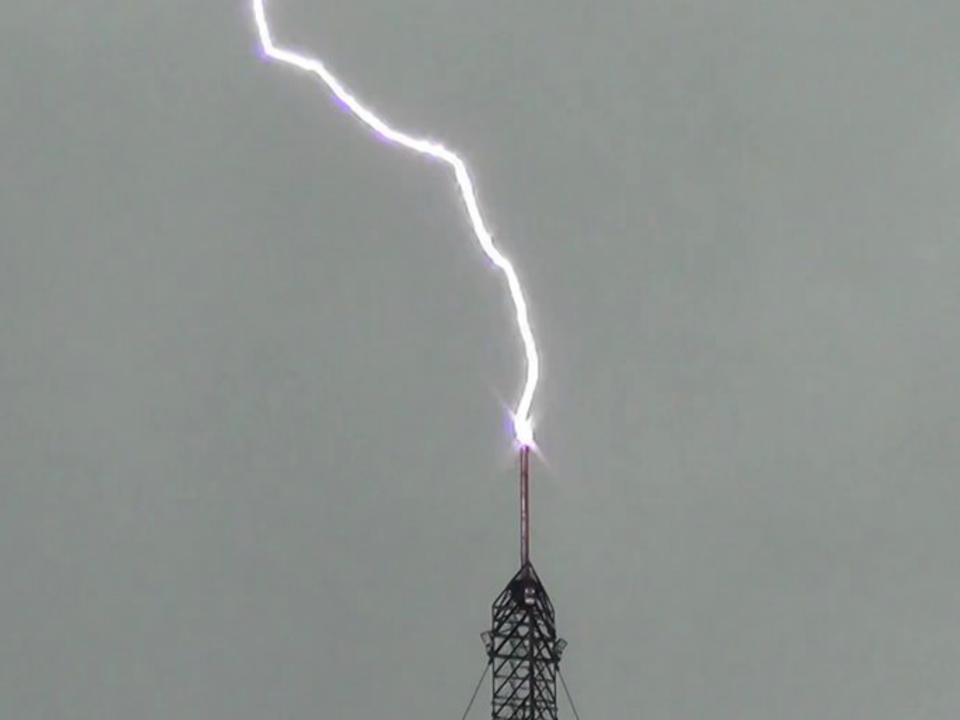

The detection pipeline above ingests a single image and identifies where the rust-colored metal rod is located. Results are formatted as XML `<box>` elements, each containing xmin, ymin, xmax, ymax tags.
<box><xmin>520</xmin><ymin>445</ymin><xmax>530</xmax><ymax>567</ymax></box>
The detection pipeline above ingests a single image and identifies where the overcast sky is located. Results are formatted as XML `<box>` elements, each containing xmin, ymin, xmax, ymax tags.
<box><xmin>2</xmin><ymin>1</ymin><xmax>960</xmax><ymax>718</ymax></box>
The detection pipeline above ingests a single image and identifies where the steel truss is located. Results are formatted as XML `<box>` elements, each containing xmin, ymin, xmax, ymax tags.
<box><xmin>486</xmin><ymin>563</ymin><xmax>564</xmax><ymax>720</ymax></box>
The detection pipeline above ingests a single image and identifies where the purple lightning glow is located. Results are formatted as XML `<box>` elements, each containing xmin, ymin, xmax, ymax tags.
<box><xmin>253</xmin><ymin>0</ymin><xmax>540</xmax><ymax>447</ymax></box>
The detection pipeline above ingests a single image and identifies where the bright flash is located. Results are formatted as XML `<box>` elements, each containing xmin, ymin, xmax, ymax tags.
<box><xmin>252</xmin><ymin>1</ymin><xmax>540</xmax><ymax>446</ymax></box>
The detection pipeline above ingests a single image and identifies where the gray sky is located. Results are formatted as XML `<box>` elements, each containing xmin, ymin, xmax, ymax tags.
<box><xmin>2</xmin><ymin>1</ymin><xmax>960</xmax><ymax>718</ymax></box>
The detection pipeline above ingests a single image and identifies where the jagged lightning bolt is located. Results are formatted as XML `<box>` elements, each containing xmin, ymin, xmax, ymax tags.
<box><xmin>252</xmin><ymin>0</ymin><xmax>540</xmax><ymax>447</ymax></box>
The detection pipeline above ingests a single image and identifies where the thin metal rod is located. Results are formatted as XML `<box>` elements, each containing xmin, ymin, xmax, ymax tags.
<box><xmin>520</xmin><ymin>445</ymin><xmax>530</xmax><ymax>567</ymax></box>
<box><xmin>460</xmin><ymin>661</ymin><xmax>491</xmax><ymax>720</ymax></box>
<box><xmin>559</xmin><ymin>669</ymin><xmax>582</xmax><ymax>720</ymax></box>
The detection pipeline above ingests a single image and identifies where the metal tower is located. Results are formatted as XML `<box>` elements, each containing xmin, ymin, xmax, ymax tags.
<box><xmin>482</xmin><ymin>447</ymin><xmax>567</xmax><ymax>720</ymax></box>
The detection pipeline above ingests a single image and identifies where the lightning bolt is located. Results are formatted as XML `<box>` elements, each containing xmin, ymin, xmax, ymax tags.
<box><xmin>252</xmin><ymin>0</ymin><xmax>540</xmax><ymax>447</ymax></box>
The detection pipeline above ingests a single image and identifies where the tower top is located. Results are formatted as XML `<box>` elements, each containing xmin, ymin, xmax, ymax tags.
<box><xmin>488</xmin><ymin>545</ymin><xmax>564</xmax><ymax>720</ymax></box>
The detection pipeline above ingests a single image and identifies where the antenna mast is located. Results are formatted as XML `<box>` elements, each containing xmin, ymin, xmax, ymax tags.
<box><xmin>520</xmin><ymin>446</ymin><xmax>530</xmax><ymax>567</ymax></box>
<box><xmin>484</xmin><ymin>447</ymin><xmax>567</xmax><ymax>720</ymax></box>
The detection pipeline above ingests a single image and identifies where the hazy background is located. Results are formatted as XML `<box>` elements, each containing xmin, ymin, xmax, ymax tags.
<box><xmin>2</xmin><ymin>1</ymin><xmax>959</xmax><ymax>717</ymax></box>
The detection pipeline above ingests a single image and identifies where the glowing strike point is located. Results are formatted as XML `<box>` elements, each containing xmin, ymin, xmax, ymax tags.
<box><xmin>514</xmin><ymin>417</ymin><xmax>534</xmax><ymax>450</ymax></box>
<box><xmin>252</xmin><ymin>1</ymin><xmax>540</xmax><ymax>447</ymax></box>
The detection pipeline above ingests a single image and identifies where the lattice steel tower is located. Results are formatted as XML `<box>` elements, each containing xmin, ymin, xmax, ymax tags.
<box><xmin>482</xmin><ymin>447</ymin><xmax>568</xmax><ymax>720</ymax></box>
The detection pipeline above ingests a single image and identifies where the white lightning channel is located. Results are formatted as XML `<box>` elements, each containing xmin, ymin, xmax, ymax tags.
<box><xmin>253</xmin><ymin>0</ymin><xmax>540</xmax><ymax>447</ymax></box>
